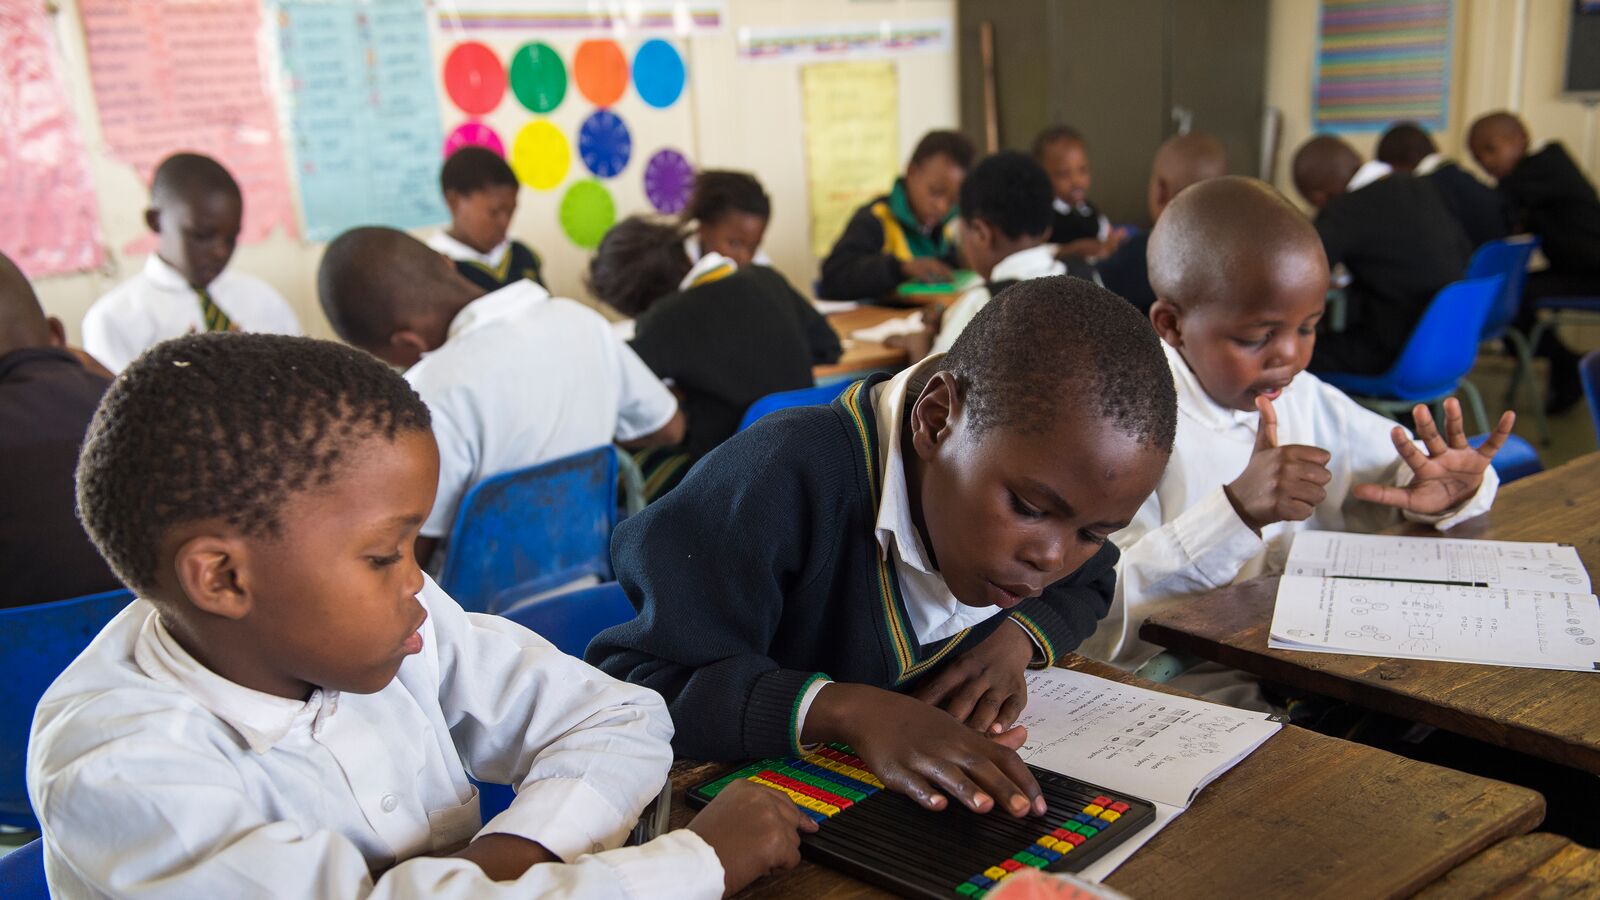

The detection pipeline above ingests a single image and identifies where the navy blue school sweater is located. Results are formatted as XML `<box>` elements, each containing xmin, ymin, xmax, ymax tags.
<box><xmin>587</xmin><ymin>375</ymin><xmax>1119</xmax><ymax>762</ymax></box>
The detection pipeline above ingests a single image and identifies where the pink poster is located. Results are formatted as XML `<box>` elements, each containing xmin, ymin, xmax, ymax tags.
<box><xmin>79</xmin><ymin>0</ymin><xmax>297</xmax><ymax>250</ymax></box>
<box><xmin>0</xmin><ymin>1</ymin><xmax>103</xmax><ymax>276</ymax></box>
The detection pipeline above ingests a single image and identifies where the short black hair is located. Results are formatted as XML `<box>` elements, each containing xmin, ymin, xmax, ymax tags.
<box><xmin>941</xmin><ymin>275</ymin><xmax>1176</xmax><ymax>451</ymax></box>
<box><xmin>440</xmin><ymin>146</ymin><xmax>518</xmax><ymax>196</ymax></box>
<box><xmin>958</xmin><ymin>151</ymin><xmax>1054</xmax><ymax>240</ymax></box>
<box><xmin>683</xmin><ymin>170</ymin><xmax>770</xmax><ymax>224</ymax></box>
<box><xmin>587</xmin><ymin>216</ymin><xmax>692</xmax><ymax>318</ymax></box>
<box><xmin>1376</xmin><ymin>122</ymin><xmax>1436</xmax><ymax>170</ymax></box>
<box><xmin>319</xmin><ymin>226</ymin><xmax>466</xmax><ymax>350</ymax></box>
<box><xmin>76</xmin><ymin>333</ymin><xmax>431</xmax><ymax>596</ymax></box>
<box><xmin>150</xmin><ymin>153</ymin><xmax>240</xmax><ymax>208</ymax></box>
<box><xmin>1032</xmin><ymin>125</ymin><xmax>1086</xmax><ymax>160</ymax></box>
<box><xmin>909</xmin><ymin>130</ymin><xmax>976</xmax><ymax>170</ymax></box>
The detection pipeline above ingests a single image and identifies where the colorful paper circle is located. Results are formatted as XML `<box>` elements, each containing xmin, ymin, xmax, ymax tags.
<box><xmin>443</xmin><ymin>121</ymin><xmax>505</xmax><ymax>159</ymax></box>
<box><xmin>443</xmin><ymin>42</ymin><xmax>505</xmax><ymax>115</ymax></box>
<box><xmin>573</xmin><ymin>39</ymin><xmax>628</xmax><ymax>107</ymax></box>
<box><xmin>560</xmin><ymin>179</ymin><xmax>616</xmax><ymax>249</ymax></box>
<box><xmin>509</xmin><ymin>41</ymin><xmax>566</xmax><ymax>114</ymax></box>
<box><xmin>643</xmin><ymin>148</ymin><xmax>695</xmax><ymax>214</ymax></box>
<box><xmin>632</xmin><ymin>39</ymin><xmax>685</xmax><ymax>109</ymax></box>
<box><xmin>510</xmin><ymin>120</ymin><xmax>570</xmax><ymax>191</ymax></box>
<box><xmin>578</xmin><ymin>109</ymin><xmax>632</xmax><ymax>178</ymax></box>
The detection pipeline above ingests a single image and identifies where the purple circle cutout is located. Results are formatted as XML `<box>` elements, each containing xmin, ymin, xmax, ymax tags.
<box><xmin>643</xmin><ymin>148</ymin><xmax>694</xmax><ymax>214</ymax></box>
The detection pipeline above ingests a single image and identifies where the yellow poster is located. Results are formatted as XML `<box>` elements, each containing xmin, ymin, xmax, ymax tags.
<box><xmin>800</xmin><ymin>61</ymin><xmax>899</xmax><ymax>260</ymax></box>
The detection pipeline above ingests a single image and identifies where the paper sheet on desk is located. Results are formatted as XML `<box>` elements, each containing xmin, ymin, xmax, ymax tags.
<box><xmin>1285</xmin><ymin>531</ymin><xmax>1591</xmax><ymax>593</ymax></box>
<box><xmin>849</xmin><ymin>312</ymin><xmax>926</xmax><ymax>343</ymax></box>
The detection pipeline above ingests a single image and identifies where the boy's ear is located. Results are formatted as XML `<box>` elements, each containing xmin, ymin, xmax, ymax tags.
<box><xmin>910</xmin><ymin>371</ymin><xmax>960</xmax><ymax>461</ymax></box>
<box><xmin>442</xmin><ymin>189</ymin><xmax>463</xmax><ymax>213</ymax></box>
<box><xmin>1148</xmin><ymin>298</ymin><xmax>1185</xmax><ymax>348</ymax></box>
<box><xmin>143</xmin><ymin>207</ymin><xmax>161</xmax><ymax>234</ymax></box>
<box><xmin>46</xmin><ymin>316</ymin><xmax>67</xmax><ymax>348</ymax></box>
<box><xmin>173</xmin><ymin>534</ymin><xmax>254</xmax><ymax>621</ymax></box>
<box><xmin>385</xmin><ymin>330</ymin><xmax>432</xmax><ymax>369</ymax></box>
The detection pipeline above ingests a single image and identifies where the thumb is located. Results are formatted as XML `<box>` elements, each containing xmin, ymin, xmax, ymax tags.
<box><xmin>990</xmin><ymin>724</ymin><xmax>1029</xmax><ymax>750</ymax></box>
<box><xmin>1254</xmin><ymin>394</ymin><xmax>1279</xmax><ymax>451</ymax></box>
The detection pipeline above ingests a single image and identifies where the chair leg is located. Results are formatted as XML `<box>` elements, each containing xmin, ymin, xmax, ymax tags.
<box><xmin>1133</xmin><ymin>651</ymin><xmax>1203</xmax><ymax>684</ymax></box>
<box><xmin>1503</xmin><ymin>328</ymin><xmax>1549</xmax><ymax>444</ymax></box>
<box><xmin>616</xmin><ymin>451</ymin><xmax>647</xmax><ymax>517</ymax></box>
<box><xmin>1457</xmin><ymin>380</ymin><xmax>1491</xmax><ymax>435</ymax></box>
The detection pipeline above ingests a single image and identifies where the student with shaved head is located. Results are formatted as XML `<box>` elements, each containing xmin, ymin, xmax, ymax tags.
<box><xmin>1291</xmin><ymin>135</ymin><xmax>1470</xmax><ymax>376</ymax></box>
<box><xmin>1097</xmin><ymin>132</ymin><xmax>1228</xmax><ymax>312</ymax></box>
<box><xmin>82</xmin><ymin>153</ymin><xmax>300</xmax><ymax>373</ymax></box>
<box><xmin>318</xmin><ymin>226</ymin><xmax>685</xmax><ymax>570</ymax></box>
<box><xmin>0</xmin><ymin>250</ymin><xmax>120</xmax><ymax>607</ymax></box>
<box><xmin>1083</xmin><ymin>177</ymin><xmax>1514</xmax><ymax>707</ymax></box>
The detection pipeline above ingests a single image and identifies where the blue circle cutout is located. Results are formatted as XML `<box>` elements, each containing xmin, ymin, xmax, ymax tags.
<box><xmin>578</xmin><ymin>109</ymin><xmax>632</xmax><ymax>178</ymax></box>
<box><xmin>632</xmin><ymin>39</ymin><xmax>685</xmax><ymax>109</ymax></box>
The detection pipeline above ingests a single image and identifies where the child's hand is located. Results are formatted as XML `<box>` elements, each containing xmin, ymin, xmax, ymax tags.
<box><xmin>913</xmin><ymin>623</ymin><xmax>1033</xmax><ymax>734</ymax></box>
<box><xmin>446</xmin><ymin>833</ymin><xmax>557</xmax><ymax>882</ymax></box>
<box><xmin>688</xmin><ymin>779</ymin><xmax>815</xmax><ymax>896</ymax></box>
<box><xmin>1353</xmin><ymin>399</ymin><xmax>1515</xmax><ymax>515</ymax></box>
<box><xmin>1101</xmin><ymin>226</ymin><xmax>1129</xmax><ymax>256</ymax></box>
<box><xmin>902</xmin><ymin>257</ymin><xmax>954</xmax><ymax>283</ymax></box>
<box><xmin>1224</xmin><ymin>395</ymin><xmax>1333</xmax><ymax>533</ymax></box>
<box><xmin>805</xmin><ymin>682</ymin><xmax>1046</xmax><ymax>818</ymax></box>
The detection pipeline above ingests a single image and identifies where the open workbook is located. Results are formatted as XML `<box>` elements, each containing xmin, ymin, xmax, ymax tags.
<box><xmin>1269</xmin><ymin>531</ymin><xmax>1600</xmax><ymax>671</ymax></box>
<box><xmin>1013</xmin><ymin>668</ymin><xmax>1282</xmax><ymax>881</ymax></box>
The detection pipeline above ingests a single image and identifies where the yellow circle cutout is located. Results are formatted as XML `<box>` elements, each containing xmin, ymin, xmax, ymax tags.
<box><xmin>511</xmin><ymin>120</ymin><xmax>570</xmax><ymax>191</ymax></box>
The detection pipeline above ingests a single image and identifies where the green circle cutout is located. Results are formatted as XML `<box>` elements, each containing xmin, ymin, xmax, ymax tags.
<box><xmin>509</xmin><ymin>42</ymin><xmax>566</xmax><ymax>114</ymax></box>
<box><xmin>560</xmin><ymin>179</ymin><xmax>616</xmax><ymax>249</ymax></box>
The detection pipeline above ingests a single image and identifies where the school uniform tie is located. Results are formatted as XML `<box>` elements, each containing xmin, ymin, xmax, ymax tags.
<box><xmin>196</xmin><ymin>288</ymin><xmax>233</xmax><ymax>333</ymax></box>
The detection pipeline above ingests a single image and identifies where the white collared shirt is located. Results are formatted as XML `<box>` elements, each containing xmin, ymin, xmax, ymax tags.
<box><xmin>1414</xmin><ymin>153</ymin><xmax>1446</xmax><ymax>176</ymax></box>
<box><xmin>1051</xmin><ymin>197</ymin><xmax>1112</xmax><ymax>241</ymax></box>
<box><xmin>683</xmin><ymin>232</ymin><xmax>772</xmax><ymax>267</ymax></box>
<box><xmin>932</xmin><ymin>245</ymin><xmax>1067</xmax><ymax>354</ymax></box>
<box><xmin>427</xmin><ymin>231</ymin><xmax>511</xmax><ymax>270</ymax></box>
<box><xmin>406</xmin><ymin>280</ymin><xmax>678</xmax><ymax>537</ymax></box>
<box><xmin>1347</xmin><ymin>159</ymin><xmax>1394</xmax><ymax>193</ymax></box>
<box><xmin>678</xmin><ymin>251</ymin><xmax>736</xmax><ymax>291</ymax></box>
<box><xmin>1085</xmin><ymin>340</ymin><xmax>1498</xmax><ymax>670</ymax></box>
<box><xmin>82</xmin><ymin>255</ymin><xmax>301</xmax><ymax>374</ymax></box>
<box><xmin>28</xmin><ymin>577</ymin><xmax>723</xmax><ymax>899</ymax></box>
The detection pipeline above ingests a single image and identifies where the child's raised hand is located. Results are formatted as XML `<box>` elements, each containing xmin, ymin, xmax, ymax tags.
<box><xmin>1352</xmin><ymin>399</ymin><xmax>1515</xmax><ymax>515</ymax></box>
<box><xmin>1223</xmin><ymin>395</ymin><xmax>1333</xmax><ymax>533</ymax></box>
<box><xmin>688</xmin><ymin>779</ymin><xmax>816</xmax><ymax>896</ymax></box>
<box><xmin>913</xmin><ymin>622</ymin><xmax>1033</xmax><ymax>735</ymax></box>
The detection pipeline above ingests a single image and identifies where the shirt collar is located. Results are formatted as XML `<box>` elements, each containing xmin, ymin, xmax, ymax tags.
<box><xmin>142</xmin><ymin>254</ymin><xmax>200</xmax><ymax>293</ymax></box>
<box><xmin>1163</xmin><ymin>339</ymin><xmax>1259</xmax><ymax>432</ymax></box>
<box><xmin>683</xmin><ymin>233</ymin><xmax>703</xmax><ymax>263</ymax></box>
<box><xmin>132</xmin><ymin>608</ymin><xmax>327</xmax><ymax>754</ymax></box>
<box><xmin>446</xmin><ymin>279</ymin><xmax>552</xmax><ymax>341</ymax></box>
<box><xmin>679</xmin><ymin>251</ymin><xmax>737</xmax><ymax>291</ymax></box>
<box><xmin>1052</xmin><ymin>196</ymin><xmax>1091</xmax><ymax>217</ymax></box>
<box><xmin>428</xmin><ymin>231</ymin><xmax>509</xmax><ymax>269</ymax></box>
<box><xmin>1414</xmin><ymin>153</ymin><xmax>1446</xmax><ymax>176</ymax></box>
<box><xmin>989</xmin><ymin>245</ymin><xmax>1067</xmax><ymax>283</ymax></box>
<box><xmin>1346</xmin><ymin>159</ymin><xmax>1393</xmax><ymax>193</ymax></box>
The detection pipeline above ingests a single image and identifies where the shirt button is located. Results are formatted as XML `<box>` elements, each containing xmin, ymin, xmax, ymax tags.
<box><xmin>381</xmin><ymin>793</ymin><xmax>399</xmax><ymax>813</ymax></box>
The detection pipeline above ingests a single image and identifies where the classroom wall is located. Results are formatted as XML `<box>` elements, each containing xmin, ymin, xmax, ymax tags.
<box><xmin>31</xmin><ymin>0</ymin><xmax>958</xmax><ymax>343</ymax></box>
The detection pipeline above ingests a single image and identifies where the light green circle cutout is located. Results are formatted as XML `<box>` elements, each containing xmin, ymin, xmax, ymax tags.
<box><xmin>560</xmin><ymin>179</ymin><xmax>616</xmax><ymax>249</ymax></box>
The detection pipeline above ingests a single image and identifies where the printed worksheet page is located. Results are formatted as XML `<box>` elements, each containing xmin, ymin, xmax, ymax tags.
<box><xmin>1284</xmin><ymin>531</ymin><xmax>1590</xmax><ymax>592</ymax></box>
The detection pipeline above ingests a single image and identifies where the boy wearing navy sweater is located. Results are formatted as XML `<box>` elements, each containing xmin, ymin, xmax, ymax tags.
<box><xmin>590</xmin><ymin>278</ymin><xmax>1176</xmax><ymax>819</ymax></box>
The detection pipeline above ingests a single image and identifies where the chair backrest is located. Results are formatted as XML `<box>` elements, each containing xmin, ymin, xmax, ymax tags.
<box><xmin>1582</xmin><ymin>351</ymin><xmax>1600</xmax><ymax>447</ymax></box>
<box><xmin>0</xmin><ymin>589</ymin><xmax>134</xmax><ymax>828</ymax></box>
<box><xmin>1467</xmin><ymin>236</ymin><xmax>1540</xmax><ymax>340</ymax></box>
<box><xmin>1385</xmin><ymin>275</ymin><xmax>1505</xmax><ymax>401</ymax></box>
<box><xmin>738</xmin><ymin>381</ymin><xmax>852</xmax><ymax>432</ymax></box>
<box><xmin>1469</xmin><ymin>433</ymin><xmax>1544</xmax><ymax>484</ymax></box>
<box><xmin>0</xmin><ymin>838</ymin><xmax>46</xmax><ymax>898</ymax></box>
<box><xmin>497</xmin><ymin>581</ymin><xmax>637</xmax><ymax>659</ymax></box>
<box><xmin>436</xmin><ymin>446</ymin><xmax>621</xmax><ymax>615</ymax></box>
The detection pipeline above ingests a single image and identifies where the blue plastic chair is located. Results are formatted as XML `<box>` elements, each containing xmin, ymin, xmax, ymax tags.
<box><xmin>1467</xmin><ymin>237</ymin><xmax>1545</xmax><ymax>442</ymax></box>
<box><xmin>738</xmin><ymin>381</ymin><xmax>852</xmax><ymax>432</ymax></box>
<box><xmin>1</xmin><ymin>588</ymin><xmax>134</xmax><ymax>829</ymax></box>
<box><xmin>1581</xmin><ymin>351</ymin><xmax>1600</xmax><ymax>447</ymax></box>
<box><xmin>437</xmin><ymin>447</ymin><xmax>643</xmax><ymax>615</ymax></box>
<box><xmin>1319</xmin><ymin>275</ymin><xmax>1504</xmax><ymax>434</ymax></box>
<box><xmin>1469</xmin><ymin>433</ymin><xmax>1544</xmax><ymax>484</ymax></box>
<box><xmin>0</xmin><ymin>838</ymin><xmax>46</xmax><ymax>898</ymax></box>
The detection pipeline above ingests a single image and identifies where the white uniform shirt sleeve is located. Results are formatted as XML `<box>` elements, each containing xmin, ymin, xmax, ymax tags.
<box><xmin>254</xmin><ymin>281</ymin><xmax>303</xmax><ymax>336</ymax></box>
<box><xmin>605</xmin><ymin>331</ymin><xmax>678</xmax><ymax>443</ymax></box>
<box><xmin>81</xmin><ymin>290</ymin><xmax>153</xmax><ymax>375</ymax></box>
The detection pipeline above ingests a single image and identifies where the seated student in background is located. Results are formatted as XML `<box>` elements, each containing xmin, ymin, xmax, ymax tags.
<box><xmin>1376</xmin><ymin>121</ymin><xmax>1510</xmax><ymax>250</ymax></box>
<box><xmin>0</xmin><ymin>250</ymin><xmax>121</xmax><ymax>608</ymax></box>
<box><xmin>1033</xmin><ymin>125</ymin><xmax>1126</xmax><ymax>263</ymax></box>
<box><xmin>929</xmin><ymin>150</ymin><xmax>1062</xmax><ymax>354</ymax></box>
<box><xmin>429</xmin><ymin>146</ymin><xmax>544</xmax><ymax>291</ymax></box>
<box><xmin>1469</xmin><ymin>110</ymin><xmax>1600</xmax><ymax>412</ymax></box>
<box><xmin>1087</xmin><ymin>177</ymin><xmax>1512</xmax><ymax>707</ymax></box>
<box><xmin>82</xmin><ymin>152</ymin><xmax>299</xmax><ymax>373</ymax></box>
<box><xmin>588</xmin><ymin>217</ymin><xmax>841</xmax><ymax>495</ymax></box>
<box><xmin>680</xmin><ymin>170</ymin><xmax>773</xmax><ymax>268</ymax></box>
<box><xmin>1096</xmin><ymin>132</ymin><xmax>1228</xmax><ymax>314</ymax></box>
<box><xmin>817</xmin><ymin>130</ymin><xmax>974</xmax><ymax>302</ymax></box>
<box><xmin>31</xmin><ymin>333</ymin><xmax>811</xmax><ymax>899</ymax></box>
<box><xmin>590</xmin><ymin>279</ymin><xmax>1176</xmax><ymax>819</ymax></box>
<box><xmin>319</xmin><ymin>227</ymin><xmax>684</xmax><ymax>569</ymax></box>
<box><xmin>1291</xmin><ymin>135</ymin><xmax>1471</xmax><ymax>376</ymax></box>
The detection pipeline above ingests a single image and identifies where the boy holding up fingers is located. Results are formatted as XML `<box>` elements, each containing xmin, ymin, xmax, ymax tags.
<box><xmin>1081</xmin><ymin>177</ymin><xmax>1514</xmax><ymax>708</ymax></box>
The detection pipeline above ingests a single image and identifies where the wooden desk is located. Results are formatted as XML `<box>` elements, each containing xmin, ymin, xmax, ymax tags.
<box><xmin>668</xmin><ymin>656</ymin><xmax>1543</xmax><ymax>899</ymax></box>
<box><xmin>1414</xmin><ymin>832</ymin><xmax>1600</xmax><ymax>899</ymax></box>
<box><xmin>1139</xmin><ymin>453</ymin><xmax>1600</xmax><ymax>775</ymax></box>
<box><xmin>812</xmin><ymin>307</ymin><xmax>915</xmax><ymax>381</ymax></box>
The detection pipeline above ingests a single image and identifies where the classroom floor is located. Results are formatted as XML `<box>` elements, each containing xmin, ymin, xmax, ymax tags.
<box><xmin>1466</xmin><ymin>325</ymin><xmax>1600</xmax><ymax>468</ymax></box>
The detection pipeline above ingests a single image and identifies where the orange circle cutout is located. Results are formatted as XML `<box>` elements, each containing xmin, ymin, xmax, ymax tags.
<box><xmin>573</xmin><ymin>39</ymin><xmax>628</xmax><ymax>107</ymax></box>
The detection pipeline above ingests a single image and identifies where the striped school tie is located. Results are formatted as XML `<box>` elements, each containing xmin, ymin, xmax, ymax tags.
<box><xmin>196</xmin><ymin>288</ymin><xmax>234</xmax><ymax>333</ymax></box>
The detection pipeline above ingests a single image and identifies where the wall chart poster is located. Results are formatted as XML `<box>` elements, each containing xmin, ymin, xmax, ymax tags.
<box><xmin>2</xmin><ymin>0</ymin><xmax>103</xmax><ymax>276</ymax></box>
<box><xmin>800</xmin><ymin>61</ymin><xmax>898</xmax><ymax>260</ymax></box>
<box><xmin>1312</xmin><ymin>0</ymin><xmax>1453</xmax><ymax>132</ymax></box>
<box><xmin>79</xmin><ymin>0</ymin><xmax>299</xmax><ymax>249</ymax></box>
<box><xmin>275</xmin><ymin>0</ymin><xmax>447</xmax><ymax>241</ymax></box>
<box><xmin>736</xmin><ymin>19</ymin><xmax>951</xmax><ymax>64</ymax></box>
<box><xmin>435</xmin><ymin>0</ymin><xmax>725</xmax><ymax>35</ymax></box>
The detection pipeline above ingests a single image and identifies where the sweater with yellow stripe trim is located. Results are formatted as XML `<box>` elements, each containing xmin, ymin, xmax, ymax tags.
<box><xmin>588</xmin><ymin>372</ymin><xmax>1118</xmax><ymax>762</ymax></box>
<box><xmin>816</xmin><ymin>180</ymin><xmax>961</xmax><ymax>303</ymax></box>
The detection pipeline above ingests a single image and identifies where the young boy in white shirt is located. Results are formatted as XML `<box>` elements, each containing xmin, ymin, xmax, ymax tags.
<box><xmin>31</xmin><ymin>332</ymin><xmax>810</xmax><ymax>898</ymax></box>
<box><xmin>318</xmin><ymin>226</ymin><xmax>686</xmax><ymax>568</ymax></box>
<box><xmin>82</xmin><ymin>153</ymin><xmax>299</xmax><ymax>373</ymax></box>
<box><xmin>1082</xmin><ymin>177</ymin><xmax>1517</xmax><ymax>707</ymax></box>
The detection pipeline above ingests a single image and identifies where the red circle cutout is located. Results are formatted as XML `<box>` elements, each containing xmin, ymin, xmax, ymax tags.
<box><xmin>443</xmin><ymin>42</ymin><xmax>506</xmax><ymax>115</ymax></box>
